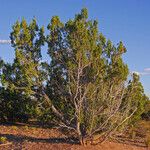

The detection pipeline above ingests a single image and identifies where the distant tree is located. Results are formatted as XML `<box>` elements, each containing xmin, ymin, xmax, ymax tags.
<box><xmin>0</xmin><ymin>58</ymin><xmax>3</xmax><ymax>68</ymax></box>
<box><xmin>0</xmin><ymin>58</ymin><xmax>5</xmax><ymax>121</ymax></box>
<box><xmin>141</xmin><ymin>96</ymin><xmax>150</xmax><ymax>120</ymax></box>
<box><xmin>45</xmin><ymin>8</ymin><xmax>140</xmax><ymax>145</ymax></box>
<box><xmin>124</xmin><ymin>73</ymin><xmax>148</xmax><ymax>123</ymax></box>
<box><xmin>0</xmin><ymin>19</ymin><xmax>46</xmax><ymax>121</ymax></box>
<box><xmin>0</xmin><ymin>58</ymin><xmax>4</xmax><ymax>82</ymax></box>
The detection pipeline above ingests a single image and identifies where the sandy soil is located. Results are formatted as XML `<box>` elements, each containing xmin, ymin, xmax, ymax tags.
<box><xmin>0</xmin><ymin>123</ymin><xmax>149</xmax><ymax>150</ymax></box>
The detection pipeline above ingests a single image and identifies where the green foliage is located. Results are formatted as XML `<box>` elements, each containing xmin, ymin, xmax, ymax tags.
<box><xmin>141</xmin><ymin>98</ymin><xmax>150</xmax><ymax>120</ymax></box>
<box><xmin>0</xmin><ymin>137</ymin><xmax>7</xmax><ymax>144</ymax></box>
<box><xmin>0</xmin><ymin>8</ymin><xmax>148</xmax><ymax>145</ymax></box>
<box><xmin>0</xmin><ymin>18</ymin><xmax>46</xmax><ymax>122</ymax></box>
<box><xmin>45</xmin><ymin>8</ymin><xmax>146</xmax><ymax>144</ymax></box>
<box><xmin>125</xmin><ymin>73</ymin><xmax>148</xmax><ymax>123</ymax></box>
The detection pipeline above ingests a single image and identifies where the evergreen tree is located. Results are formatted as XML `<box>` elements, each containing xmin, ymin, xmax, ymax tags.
<box><xmin>46</xmin><ymin>8</ymin><xmax>139</xmax><ymax>144</ymax></box>
<box><xmin>125</xmin><ymin>73</ymin><xmax>148</xmax><ymax>123</ymax></box>
<box><xmin>1</xmin><ymin>18</ymin><xmax>46</xmax><ymax>121</ymax></box>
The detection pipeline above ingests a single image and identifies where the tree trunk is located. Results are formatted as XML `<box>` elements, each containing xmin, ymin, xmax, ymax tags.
<box><xmin>77</xmin><ymin>121</ymin><xmax>84</xmax><ymax>145</ymax></box>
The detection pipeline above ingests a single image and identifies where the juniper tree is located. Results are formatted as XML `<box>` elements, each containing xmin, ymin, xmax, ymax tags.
<box><xmin>0</xmin><ymin>58</ymin><xmax>4</xmax><ymax>83</ymax></box>
<box><xmin>46</xmin><ymin>8</ymin><xmax>139</xmax><ymax>144</ymax></box>
<box><xmin>142</xmin><ymin>98</ymin><xmax>150</xmax><ymax>120</ymax></box>
<box><xmin>1</xmin><ymin>19</ymin><xmax>46</xmax><ymax>120</ymax></box>
<box><xmin>124</xmin><ymin>73</ymin><xmax>148</xmax><ymax>123</ymax></box>
<box><xmin>0</xmin><ymin>58</ymin><xmax>4</xmax><ymax>121</ymax></box>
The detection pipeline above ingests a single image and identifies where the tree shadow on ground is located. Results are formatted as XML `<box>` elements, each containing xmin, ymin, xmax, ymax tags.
<box><xmin>0</xmin><ymin>133</ymin><xmax>79</xmax><ymax>145</ymax></box>
<box><xmin>0</xmin><ymin>121</ymin><xmax>54</xmax><ymax>129</ymax></box>
<box><xmin>112</xmin><ymin>136</ymin><xmax>147</xmax><ymax>148</ymax></box>
<box><xmin>0</xmin><ymin>133</ymin><xmax>147</xmax><ymax>149</ymax></box>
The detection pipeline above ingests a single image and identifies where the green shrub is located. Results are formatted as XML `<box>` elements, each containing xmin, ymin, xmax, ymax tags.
<box><xmin>0</xmin><ymin>137</ymin><xmax>7</xmax><ymax>144</ymax></box>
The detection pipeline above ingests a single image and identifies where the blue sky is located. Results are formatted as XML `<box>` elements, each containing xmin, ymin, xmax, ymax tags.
<box><xmin>0</xmin><ymin>0</ymin><xmax>150</xmax><ymax>95</ymax></box>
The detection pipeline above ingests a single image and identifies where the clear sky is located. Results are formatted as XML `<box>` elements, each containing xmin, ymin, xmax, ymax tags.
<box><xmin>0</xmin><ymin>0</ymin><xmax>150</xmax><ymax>96</ymax></box>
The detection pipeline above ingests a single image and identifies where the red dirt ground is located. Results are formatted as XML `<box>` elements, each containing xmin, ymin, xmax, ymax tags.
<box><xmin>0</xmin><ymin>124</ymin><xmax>149</xmax><ymax>150</ymax></box>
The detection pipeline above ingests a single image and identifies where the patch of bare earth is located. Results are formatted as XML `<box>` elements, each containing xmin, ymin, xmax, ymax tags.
<box><xmin>0</xmin><ymin>123</ymin><xmax>149</xmax><ymax>150</ymax></box>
